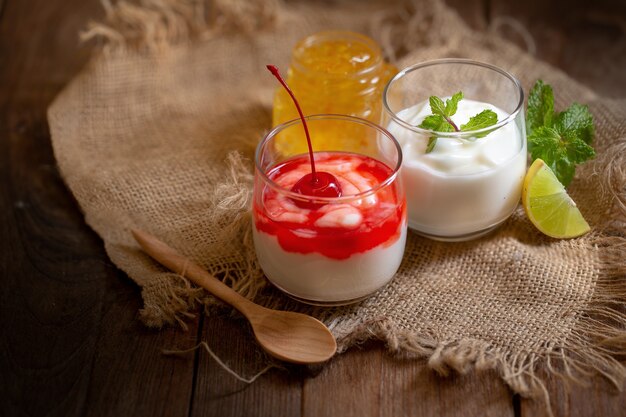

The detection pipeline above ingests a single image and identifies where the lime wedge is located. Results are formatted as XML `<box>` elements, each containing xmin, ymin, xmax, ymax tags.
<box><xmin>522</xmin><ymin>159</ymin><xmax>590</xmax><ymax>238</ymax></box>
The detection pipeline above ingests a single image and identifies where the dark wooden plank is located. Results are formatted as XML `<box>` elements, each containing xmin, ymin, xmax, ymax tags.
<box><xmin>0</xmin><ymin>108</ymin><xmax>110</xmax><ymax>417</ymax></box>
<box><xmin>302</xmin><ymin>342</ymin><xmax>384</xmax><ymax>417</ymax></box>
<box><xmin>380</xmin><ymin>352</ymin><xmax>514</xmax><ymax>417</ymax></box>
<box><xmin>192</xmin><ymin>312</ymin><xmax>302</xmax><ymax>417</ymax></box>
<box><xmin>301</xmin><ymin>342</ymin><xmax>513</xmax><ymax>417</ymax></box>
<box><xmin>520</xmin><ymin>372</ymin><xmax>626</xmax><ymax>417</ymax></box>
<box><xmin>0</xmin><ymin>1</ymin><xmax>198</xmax><ymax>416</ymax></box>
<box><xmin>489</xmin><ymin>0</ymin><xmax>626</xmax><ymax>97</ymax></box>
<box><xmin>0</xmin><ymin>107</ymin><xmax>199</xmax><ymax>417</ymax></box>
<box><xmin>83</xmin><ymin>275</ymin><xmax>198</xmax><ymax>417</ymax></box>
<box><xmin>0</xmin><ymin>0</ymin><xmax>97</xmax><ymax>103</ymax></box>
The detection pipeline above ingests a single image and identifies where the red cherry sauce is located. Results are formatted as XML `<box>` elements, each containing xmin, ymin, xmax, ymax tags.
<box><xmin>254</xmin><ymin>152</ymin><xmax>405</xmax><ymax>260</ymax></box>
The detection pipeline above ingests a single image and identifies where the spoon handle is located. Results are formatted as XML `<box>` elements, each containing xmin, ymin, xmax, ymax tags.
<box><xmin>131</xmin><ymin>229</ymin><xmax>256</xmax><ymax>316</ymax></box>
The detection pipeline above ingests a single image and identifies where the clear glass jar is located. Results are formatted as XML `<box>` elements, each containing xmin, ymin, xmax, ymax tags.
<box><xmin>383</xmin><ymin>59</ymin><xmax>527</xmax><ymax>241</ymax></box>
<box><xmin>272</xmin><ymin>31</ymin><xmax>396</xmax><ymax>156</ymax></box>
<box><xmin>253</xmin><ymin>115</ymin><xmax>406</xmax><ymax>306</ymax></box>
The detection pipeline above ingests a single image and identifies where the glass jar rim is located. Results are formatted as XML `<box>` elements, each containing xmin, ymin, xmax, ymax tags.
<box><xmin>291</xmin><ymin>30</ymin><xmax>384</xmax><ymax>79</ymax></box>
<box><xmin>383</xmin><ymin>58</ymin><xmax>525</xmax><ymax>138</ymax></box>
<box><xmin>255</xmin><ymin>114</ymin><xmax>403</xmax><ymax>205</ymax></box>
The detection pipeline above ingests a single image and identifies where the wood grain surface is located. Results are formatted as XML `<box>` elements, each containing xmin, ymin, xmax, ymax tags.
<box><xmin>1</xmin><ymin>0</ymin><xmax>624</xmax><ymax>416</ymax></box>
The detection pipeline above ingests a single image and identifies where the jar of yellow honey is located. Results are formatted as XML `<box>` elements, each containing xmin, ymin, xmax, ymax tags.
<box><xmin>272</xmin><ymin>31</ymin><xmax>396</xmax><ymax>155</ymax></box>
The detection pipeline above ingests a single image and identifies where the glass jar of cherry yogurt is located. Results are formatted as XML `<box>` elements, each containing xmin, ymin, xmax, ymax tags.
<box><xmin>383</xmin><ymin>59</ymin><xmax>527</xmax><ymax>241</ymax></box>
<box><xmin>253</xmin><ymin>115</ymin><xmax>406</xmax><ymax>305</ymax></box>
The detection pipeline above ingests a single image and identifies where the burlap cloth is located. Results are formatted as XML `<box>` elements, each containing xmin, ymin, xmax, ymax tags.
<box><xmin>48</xmin><ymin>0</ymin><xmax>625</xmax><ymax>404</ymax></box>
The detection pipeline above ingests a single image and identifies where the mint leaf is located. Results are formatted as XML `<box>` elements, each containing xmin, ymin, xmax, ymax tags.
<box><xmin>561</xmin><ymin>129</ymin><xmax>596</xmax><ymax>164</ymax></box>
<box><xmin>460</xmin><ymin>109</ymin><xmax>498</xmax><ymax>137</ymax></box>
<box><xmin>527</xmin><ymin>80</ymin><xmax>554</xmax><ymax>134</ymax></box>
<box><xmin>528</xmin><ymin>126</ymin><xmax>564</xmax><ymax>165</ymax></box>
<box><xmin>425</xmin><ymin>137</ymin><xmax>438</xmax><ymax>153</ymax></box>
<box><xmin>527</xmin><ymin>126</ymin><xmax>575</xmax><ymax>186</ymax></box>
<box><xmin>554</xmin><ymin>160</ymin><xmax>576</xmax><ymax>189</ymax></box>
<box><xmin>429</xmin><ymin>96</ymin><xmax>446</xmax><ymax>116</ymax></box>
<box><xmin>419</xmin><ymin>115</ymin><xmax>454</xmax><ymax>132</ymax></box>
<box><xmin>418</xmin><ymin>115</ymin><xmax>454</xmax><ymax>154</ymax></box>
<box><xmin>444</xmin><ymin>92</ymin><xmax>463</xmax><ymax>116</ymax></box>
<box><xmin>526</xmin><ymin>80</ymin><xmax>596</xmax><ymax>187</ymax></box>
<box><xmin>528</xmin><ymin>125</ymin><xmax>595</xmax><ymax>186</ymax></box>
<box><xmin>426</xmin><ymin>93</ymin><xmax>463</xmax><ymax>132</ymax></box>
<box><xmin>553</xmin><ymin>103</ymin><xmax>594</xmax><ymax>145</ymax></box>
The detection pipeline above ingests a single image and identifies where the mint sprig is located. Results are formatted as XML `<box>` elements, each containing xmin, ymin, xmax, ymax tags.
<box><xmin>417</xmin><ymin>92</ymin><xmax>498</xmax><ymax>153</ymax></box>
<box><xmin>527</xmin><ymin>80</ymin><xmax>595</xmax><ymax>186</ymax></box>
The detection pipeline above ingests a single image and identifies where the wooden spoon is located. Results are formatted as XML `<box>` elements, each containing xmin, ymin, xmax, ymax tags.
<box><xmin>132</xmin><ymin>229</ymin><xmax>337</xmax><ymax>364</ymax></box>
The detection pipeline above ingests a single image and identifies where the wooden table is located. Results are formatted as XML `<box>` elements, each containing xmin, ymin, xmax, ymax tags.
<box><xmin>1</xmin><ymin>0</ymin><xmax>624</xmax><ymax>416</ymax></box>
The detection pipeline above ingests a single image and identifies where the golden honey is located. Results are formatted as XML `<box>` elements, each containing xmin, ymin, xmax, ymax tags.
<box><xmin>272</xmin><ymin>31</ymin><xmax>396</xmax><ymax>156</ymax></box>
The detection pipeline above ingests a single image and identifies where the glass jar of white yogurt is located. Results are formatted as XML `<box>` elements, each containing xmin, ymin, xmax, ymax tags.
<box><xmin>383</xmin><ymin>59</ymin><xmax>526</xmax><ymax>241</ymax></box>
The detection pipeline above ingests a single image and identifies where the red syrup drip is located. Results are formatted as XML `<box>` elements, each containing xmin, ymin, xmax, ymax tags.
<box><xmin>266</xmin><ymin>65</ymin><xmax>341</xmax><ymax>209</ymax></box>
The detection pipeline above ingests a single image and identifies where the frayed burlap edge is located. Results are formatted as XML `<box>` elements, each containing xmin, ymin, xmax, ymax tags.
<box><xmin>64</xmin><ymin>0</ymin><xmax>625</xmax><ymax>413</ymax></box>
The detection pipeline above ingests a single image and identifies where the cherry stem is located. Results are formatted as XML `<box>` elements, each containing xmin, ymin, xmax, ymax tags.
<box><xmin>266</xmin><ymin>65</ymin><xmax>317</xmax><ymax>183</ymax></box>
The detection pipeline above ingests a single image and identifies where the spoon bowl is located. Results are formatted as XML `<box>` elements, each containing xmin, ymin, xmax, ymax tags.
<box><xmin>250</xmin><ymin>308</ymin><xmax>337</xmax><ymax>364</ymax></box>
<box><xmin>132</xmin><ymin>229</ymin><xmax>337</xmax><ymax>364</ymax></box>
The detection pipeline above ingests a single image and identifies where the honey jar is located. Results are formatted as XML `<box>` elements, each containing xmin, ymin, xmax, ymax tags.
<box><xmin>272</xmin><ymin>31</ymin><xmax>396</xmax><ymax>156</ymax></box>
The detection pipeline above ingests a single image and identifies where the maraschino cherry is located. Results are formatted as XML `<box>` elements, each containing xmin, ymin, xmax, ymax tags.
<box><xmin>267</xmin><ymin>65</ymin><xmax>342</xmax><ymax>208</ymax></box>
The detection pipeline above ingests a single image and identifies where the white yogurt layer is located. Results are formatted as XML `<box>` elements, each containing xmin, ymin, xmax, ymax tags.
<box><xmin>253</xmin><ymin>226</ymin><xmax>407</xmax><ymax>303</ymax></box>
<box><xmin>387</xmin><ymin>98</ymin><xmax>526</xmax><ymax>237</ymax></box>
